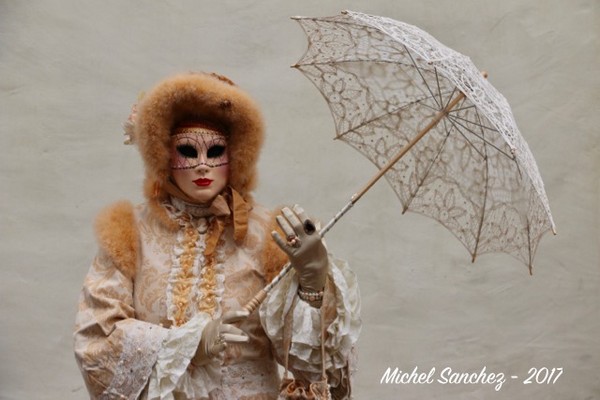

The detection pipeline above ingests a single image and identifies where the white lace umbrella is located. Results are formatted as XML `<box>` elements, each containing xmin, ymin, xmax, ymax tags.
<box><xmin>244</xmin><ymin>10</ymin><xmax>555</xmax><ymax>311</ymax></box>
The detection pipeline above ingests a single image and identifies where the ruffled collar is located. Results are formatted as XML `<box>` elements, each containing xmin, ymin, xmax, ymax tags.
<box><xmin>163</xmin><ymin>194</ymin><xmax>234</xmax><ymax>326</ymax></box>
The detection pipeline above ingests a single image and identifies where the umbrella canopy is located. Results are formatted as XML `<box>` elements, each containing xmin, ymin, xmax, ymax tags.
<box><xmin>291</xmin><ymin>10</ymin><xmax>555</xmax><ymax>272</ymax></box>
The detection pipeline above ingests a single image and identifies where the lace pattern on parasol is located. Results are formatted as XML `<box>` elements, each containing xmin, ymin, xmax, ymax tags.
<box><xmin>292</xmin><ymin>11</ymin><xmax>555</xmax><ymax>269</ymax></box>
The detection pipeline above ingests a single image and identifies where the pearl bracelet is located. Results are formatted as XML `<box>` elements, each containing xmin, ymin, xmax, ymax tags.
<box><xmin>297</xmin><ymin>287</ymin><xmax>324</xmax><ymax>302</ymax></box>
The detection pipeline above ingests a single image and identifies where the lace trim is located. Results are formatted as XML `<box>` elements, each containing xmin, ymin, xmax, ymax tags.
<box><xmin>102</xmin><ymin>323</ymin><xmax>167</xmax><ymax>400</ymax></box>
<box><xmin>260</xmin><ymin>257</ymin><xmax>361</xmax><ymax>376</ymax></box>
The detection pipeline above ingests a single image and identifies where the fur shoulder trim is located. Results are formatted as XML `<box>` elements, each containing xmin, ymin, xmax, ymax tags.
<box><xmin>94</xmin><ymin>200</ymin><xmax>139</xmax><ymax>280</ymax></box>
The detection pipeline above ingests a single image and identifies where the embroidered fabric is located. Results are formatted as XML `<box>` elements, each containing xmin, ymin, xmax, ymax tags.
<box><xmin>293</xmin><ymin>11</ymin><xmax>555</xmax><ymax>270</ymax></box>
<box><xmin>102</xmin><ymin>322</ymin><xmax>168</xmax><ymax>400</ymax></box>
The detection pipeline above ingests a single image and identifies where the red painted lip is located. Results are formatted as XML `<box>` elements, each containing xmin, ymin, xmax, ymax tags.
<box><xmin>193</xmin><ymin>178</ymin><xmax>213</xmax><ymax>187</ymax></box>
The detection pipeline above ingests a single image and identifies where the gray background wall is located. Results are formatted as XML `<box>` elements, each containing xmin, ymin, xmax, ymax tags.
<box><xmin>1</xmin><ymin>1</ymin><xmax>598</xmax><ymax>399</ymax></box>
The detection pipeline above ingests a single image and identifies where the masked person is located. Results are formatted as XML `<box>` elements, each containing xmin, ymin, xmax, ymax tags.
<box><xmin>74</xmin><ymin>72</ymin><xmax>361</xmax><ymax>400</ymax></box>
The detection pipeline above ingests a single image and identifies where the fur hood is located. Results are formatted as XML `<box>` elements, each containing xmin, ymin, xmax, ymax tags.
<box><xmin>132</xmin><ymin>72</ymin><xmax>264</xmax><ymax>211</ymax></box>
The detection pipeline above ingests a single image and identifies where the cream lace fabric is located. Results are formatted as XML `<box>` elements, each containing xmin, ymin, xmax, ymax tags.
<box><xmin>293</xmin><ymin>11</ymin><xmax>555</xmax><ymax>271</ymax></box>
<box><xmin>104</xmin><ymin>322</ymin><xmax>168</xmax><ymax>399</ymax></box>
<box><xmin>260</xmin><ymin>257</ymin><xmax>361</xmax><ymax>386</ymax></box>
<box><xmin>145</xmin><ymin>314</ymin><xmax>218</xmax><ymax>400</ymax></box>
<box><xmin>75</xmin><ymin>200</ymin><xmax>360</xmax><ymax>400</ymax></box>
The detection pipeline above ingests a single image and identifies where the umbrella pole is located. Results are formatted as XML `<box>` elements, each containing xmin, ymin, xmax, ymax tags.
<box><xmin>352</xmin><ymin>91</ymin><xmax>466</xmax><ymax>203</ymax></box>
<box><xmin>243</xmin><ymin>91</ymin><xmax>466</xmax><ymax>313</ymax></box>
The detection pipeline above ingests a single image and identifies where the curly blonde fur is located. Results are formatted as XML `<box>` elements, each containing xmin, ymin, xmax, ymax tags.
<box><xmin>94</xmin><ymin>201</ymin><xmax>139</xmax><ymax>279</ymax></box>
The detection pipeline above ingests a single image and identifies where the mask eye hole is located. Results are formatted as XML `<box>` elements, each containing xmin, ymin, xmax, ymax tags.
<box><xmin>176</xmin><ymin>144</ymin><xmax>198</xmax><ymax>158</ymax></box>
<box><xmin>207</xmin><ymin>145</ymin><xmax>226</xmax><ymax>158</ymax></box>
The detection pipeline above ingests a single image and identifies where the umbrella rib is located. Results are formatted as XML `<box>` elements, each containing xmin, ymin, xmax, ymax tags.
<box><xmin>444</xmin><ymin>117</ymin><xmax>487</xmax><ymax>161</ymax></box>
<box><xmin>336</xmin><ymin>91</ymin><xmax>454</xmax><ymax>138</ymax></box>
<box><xmin>402</xmin><ymin>120</ymin><xmax>454</xmax><ymax>213</ymax></box>
<box><xmin>404</xmin><ymin>45</ymin><xmax>442</xmax><ymax>109</ymax></box>
<box><xmin>455</xmin><ymin>120</ymin><xmax>527</xmax><ymax>201</ymax></box>
<box><xmin>440</xmin><ymin>95</ymin><xmax>488</xmax><ymax>160</ymax></box>
<box><xmin>448</xmin><ymin>104</ymin><xmax>478</xmax><ymax>113</ymax></box>
<box><xmin>445</xmin><ymin>115</ymin><xmax>514</xmax><ymax>159</ymax></box>
<box><xmin>527</xmin><ymin>220</ymin><xmax>533</xmax><ymax>274</ymax></box>
<box><xmin>400</xmin><ymin>91</ymin><xmax>457</xmax><ymax>114</ymax></box>
<box><xmin>418</xmin><ymin>102</ymin><xmax>479</xmax><ymax>122</ymax></box>
<box><xmin>447</xmin><ymin>113</ymin><xmax>500</xmax><ymax>134</ymax></box>
<box><xmin>417</xmin><ymin>97</ymin><xmax>469</xmax><ymax>120</ymax></box>
<box><xmin>435</xmin><ymin>68</ymin><xmax>445</xmax><ymax>109</ymax></box>
<box><xmin>443</xmin><ymin>86</ymin><xmax>459</xmax><ymax>110</ymax></box>
<box><xmin>471</xmin><ymin>108</ymin><xmax>490</xmax><ymax>263</ymax></box>
<box><xmin>295</xmin><ymin>59</ymin><xmax>420</xmax><ymax>68</ymax></box>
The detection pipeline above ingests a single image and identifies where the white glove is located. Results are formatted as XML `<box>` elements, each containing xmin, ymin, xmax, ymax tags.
<box><xmin>272</xmin><ymin>205</ymin><xmax>328</xmax><ymax>292</ymax></box>
<box><xmin>192</xmin><ymin>310</ymin><xmax>249</xmax><ymax>366</ymax></box>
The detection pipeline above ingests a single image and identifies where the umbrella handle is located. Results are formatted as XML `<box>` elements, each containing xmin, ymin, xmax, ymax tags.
<box><xmin>242</xmin><ymin>263</ymin><xmax>292</xmax><ymax>314</ymax></box>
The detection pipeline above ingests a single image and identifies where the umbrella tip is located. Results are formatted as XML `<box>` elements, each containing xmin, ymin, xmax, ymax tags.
<box><xmin>481</xmin><ymin>70</ymin><xmax>489</xmax><ymax>79</ymax></box>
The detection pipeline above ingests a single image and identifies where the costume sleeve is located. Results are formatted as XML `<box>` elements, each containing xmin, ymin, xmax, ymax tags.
<box><xmin>259</xmin><ymin>255</ymin><xmax>361</xmax><ymax>396</ymax></box>
<box><xmin>74</xmin><ymin>250</ymin><xmax>170</xmax><ymax>399</ymax></box>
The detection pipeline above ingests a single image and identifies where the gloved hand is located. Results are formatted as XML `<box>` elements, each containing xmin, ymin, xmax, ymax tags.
<box><xmin>272</xmin><ymin>205</ymin><xmax>328</xmax><ymax>292</ymax></box>
<box><xmin>192</xmin><ymin>310</ymin><xmax>249</xmax><ymax>366</ymax></box>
